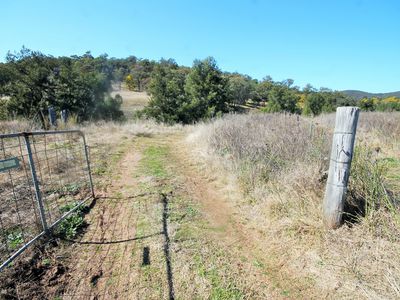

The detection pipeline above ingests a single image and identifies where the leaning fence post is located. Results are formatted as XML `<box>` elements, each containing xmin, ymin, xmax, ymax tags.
<box><xmin>23</xmin><ymin>133</ymin><xmax>49</xmax><ymax>233</ymax></box>
<box><xmin>81</xmin><ymin>133</ymin><xmax>95</xmax><ymax>198</ymax></box>
<box><xmin>323</xmin><ymin>107</ymin><xmax>360</xmax><ymax>229</ymax></box>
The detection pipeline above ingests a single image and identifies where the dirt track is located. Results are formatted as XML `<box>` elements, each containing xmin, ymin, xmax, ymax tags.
<box><xmin>43</xmin><ymin>133</ymin><xmax>278</xmax><ymax>299</ymax></box>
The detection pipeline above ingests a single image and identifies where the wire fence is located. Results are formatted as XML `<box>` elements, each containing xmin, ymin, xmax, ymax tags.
<box><xmin>0</xmin><ymin>130</ymin><xmax>94</xmax><ymax>271</ymax></box>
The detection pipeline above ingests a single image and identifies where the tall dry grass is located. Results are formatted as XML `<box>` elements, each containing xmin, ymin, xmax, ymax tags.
<box><xmin>0</xmin><ymin>119</ymin><xmax>40</xmax><ymax>133</ymax></box>
<box><xmin>188</xmin><ymin>112</ymin><xmax>400</xmax><ymax>299</ymax></box>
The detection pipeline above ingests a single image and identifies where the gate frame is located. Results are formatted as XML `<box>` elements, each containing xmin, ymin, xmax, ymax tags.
<box><xmin>0</xmin><ymin>130</ymin><xmax>95</xmax><ymax>271</ymax></box>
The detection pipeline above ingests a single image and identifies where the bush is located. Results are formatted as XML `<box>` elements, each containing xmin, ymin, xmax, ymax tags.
<box><xmin>144</xmin><ymin>57</ymin><xmax>228</xmax><ymax>124</ymax></box>
<box><xmin>94</xmin><ymin>94</ymin><xmax>125</xmax><ymax>121</ymax></box>
<box><xmin>55</xmin><ymin>202</ymin><xmax>87</xmax><ymax>239</ymax></box>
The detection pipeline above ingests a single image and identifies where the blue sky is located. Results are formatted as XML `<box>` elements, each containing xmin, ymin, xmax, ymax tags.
<box><xmin>1</xmin><ymin>0</ymin><xmax>399</xmax><ymax>92</ymax></box>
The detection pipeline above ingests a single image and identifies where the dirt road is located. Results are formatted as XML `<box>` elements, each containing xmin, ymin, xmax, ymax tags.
<box><xmin>47</xmin><ymin>133</ymin><xmax>282</xmax><ymax>299</ymax></box>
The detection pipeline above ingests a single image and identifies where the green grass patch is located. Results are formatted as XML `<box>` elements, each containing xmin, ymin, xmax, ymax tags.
<box><xmin>3</xmin><ymin>227</ymin><xmax>24</xmax><ymax>250</ymax></box>
<box><xmin>382</xmin><ymin>157</ymin><xmax>400</xmax><ymax>182</ymax></box>
<box><xmin>136</xmin><ymin>217</ymin><xmax>151</xmax><ymax>237</ymax></box>
<box><xmin>139</xmin><ymin>145</ymin><xmax>169</xmax><ymax>178</ymax></box>
<box><xmin>174</xmin><ymin>225</ymin><xmax>197</xmax><ymax>242</ymax></box>
<box><xmin>193</xmin><ymin>253</ymin><xmax>244</xmax><ymax>300</ymax></box>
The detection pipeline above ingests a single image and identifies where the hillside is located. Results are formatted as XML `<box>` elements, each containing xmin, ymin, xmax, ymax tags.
<box><xmin>342</xmin><ymin>90</ymin><xmax>400</xmax><ymax>100</ymax></box>
<box><xmin>111</xmin><ymin>83</ymin><xmax>150</xmax><ymax>118</ymax></box>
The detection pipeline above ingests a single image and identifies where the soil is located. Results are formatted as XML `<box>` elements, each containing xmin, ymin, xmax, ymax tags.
<box><xmin>1</xmin><ymin>133</ymin><xmax>281</xmax><ymax>299</ymax></box>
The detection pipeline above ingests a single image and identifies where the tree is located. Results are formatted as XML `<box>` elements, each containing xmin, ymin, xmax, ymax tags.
<box><xmin>263</xmin><ymin>85</ymin><xmax>300</xmax><ymax>113</ymax></box>
<box><xmin>320</xmin><ymin>91</ymin><xmax>355</xmax><ymax>113</ymax></box>
<box><xmin>144</xmin><ymin>61</ymin><xmax>187</xmax><ymax>123</ymax></box>
<box><xmin>226</xmin><ymin>74</ymin><xmax>254</xmax><ymax>107</ymax></box>
<box><xmin>129</xmin><ymin>59</ymin><xmax>155</xmax><ymax>91</ymax></box>
<box><xmin>1</xmin><ymin>47</ymin><xmax>58</xmax><ymax>124</ymax></box>
<box><xmin>94</xmin><ymin>94</ymin><xmax>124</xmax><ymax>120</ymax></box>
<box><xmin>47</xmin><ymin>58</ymin><xmax>97</xmax><ymax>119</ymax></box>
<box><xmin>281</xmin><ymin>78</ymin><xmax>294</xmax><ymax>88</ymax></box>
<box><xmin>183</xmin><ymin>57</ymin><xmax>228</xmax><ymax>121</ymax></box>
<box><xmin>303</xmin><ymin>83</ymin><xmax>317</xmax><ymax>93</ymax></box>
<box><xmin>0</xmin><ymin>47</ymin><xmax>124</xmax><ymax>123</ymax></box>
<box><xmin>303</xmin><ymin>92</ymin><xmax>325</xmax><ymax>116</ymax></box>
<box><xmin>125</xmin><ymin>74</ymin><xmax>136</xmax><ymax>91</ymax></box>
<box><xmin>252</xmin><ymin>77</ymin><xmax>274</xmax><ymax>103</ymax></box>
<box><xmin>359</xmin><ymin>97</ymin><xmax>376</xmax><ymax>111</ymax></box>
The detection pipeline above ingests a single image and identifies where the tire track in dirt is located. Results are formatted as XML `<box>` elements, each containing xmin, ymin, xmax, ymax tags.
<box><xmin>56</xmin><ymin>133</ymin><xmax>281</xmax><ymax>299</ymax></box>
<box><xmin>169</xmin><ymin>134</ymin><xmax>262</xmax><ymax>253</ymax></box>
<box><xmin>162</xmin><ymin>134</ymin><xmax>286</xmax><ymax>299</ymax></box>
<box><xmin>167</xmin><ymin>133</ymin><xmax>327</xmax><ymax>299</ymax></box>
<box><xmin>60</xmin><ymin>146</ymin><xmax>143</xmax><ymax>299</ymax></box>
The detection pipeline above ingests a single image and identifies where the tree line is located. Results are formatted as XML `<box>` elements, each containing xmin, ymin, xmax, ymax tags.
<box><xmin>1</xmin><ymin>47</ymin><xmax>398</xmax><ymax>126</ymax></box>
<box><xmin>141</xmin><ymin>58</ymin><xmax>400</xmax><ymax>124</ymax></box>
<box><xmin>139</xmin><ymin>58</ymin><xmax>354</xmax><ymax>123</ymax></box>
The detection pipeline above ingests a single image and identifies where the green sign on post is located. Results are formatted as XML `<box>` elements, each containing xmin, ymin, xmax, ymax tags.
<box><xmin>0</xmin><ymin>158</ymin><xmax>20</xmax><ymax>173</ymax></box>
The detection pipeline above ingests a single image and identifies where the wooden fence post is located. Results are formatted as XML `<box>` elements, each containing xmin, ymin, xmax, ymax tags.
<box><xmin>323</xmin><ymin>107</ymin><xmax>360</xmax><ymax>229</ymax></box>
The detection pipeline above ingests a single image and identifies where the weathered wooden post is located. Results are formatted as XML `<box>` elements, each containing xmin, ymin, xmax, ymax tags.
<box><xmin>323</xmin><ymin>107</ymin><xmax>360</xmax><ymax>229</ymax></box>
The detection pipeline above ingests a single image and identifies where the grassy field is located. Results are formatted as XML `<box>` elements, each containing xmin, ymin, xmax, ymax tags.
<box><xmin>0</xmin><ymin>110</ymin><xmax>399</xmax><ymax>299</ymax></box>
<box><xmin>188</xmin><ymin>112</ymin><xmax>400</xmax><ymax>299</ymax></box>
<box><xmin>111</xmin><ymin>83</ymin><xmax>150</xmax><ymax>118</ymax></box>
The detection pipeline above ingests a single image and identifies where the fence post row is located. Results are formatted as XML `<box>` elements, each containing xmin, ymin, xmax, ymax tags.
<box><xmin>323</xmin><ymin>107</ymin><xmax>360</xmax><ymax>229</ymax></box>
<box><xmin>23</xmin><ymin>133</ymin><xmax>49</xmax><ymax>233</ymax></box>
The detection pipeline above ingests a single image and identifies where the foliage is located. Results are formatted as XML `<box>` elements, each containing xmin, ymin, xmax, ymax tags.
<box><xmin>303</xmin><ymin>93</ymin><xmax>325</xmax><ymax>115</ymax></box>
<box><xmin>94</xmin><ymin>94</ymin><xmax>124</xmax><ymax>121</ymax></box>
<box><xmin>183</xmin><ymin>57</ymin><xmax>228</xmax><ymax>121</ymax></box>
<box><xmin>3</xmin><ymin>47</ymin><xmax>396</xmax><ymax>124</ymax></box>
<box><xmin>376</xmin><ymin>96</ymin><xmax>400</xmax><ymax>112</ymax></box>
<box><xmin>144</xmin><ymin>60</ymin><xmax>187</xmax><ymax>123</ymax></box>
<box><xmin>5</xmin><ymin>228</ymin><xmax>24</xmax><ymax>250</ymax></box>
<box><xmin>262</xmin><ymin>84</ymin><xmax>300</xmax><ymax>113</ymax></box>
<box><xmin>226</xmin><ymin>74</ymin><xmax>255</xmax><ymax>106</ymax></box>
<box><xmin>358</xmin><ymin>96</ymin><xmax>400</xmax><ymax>112</ymax></box>
<box><xmin>302</xmin><ymin>90</ymin><xmax>355</xmax><ymax>116</ymax></box>
<box><xmin>125</xmin><ymin>59</ymin><xmax>156</xmax><ymax>92</ymax></box>
<box><xmin>359</xmin><ymin>97</ymin><xmax>376</xmax><ymax>111</ymax></box>
<box><xmin>56</xmin><ymin>202</ymin><xmax>87</xmax><ymax>239</ymax></box>
<box><xmin>125</xmin><ymin>74</ymin><xmax>136</xmax><ymax>91</ymax></box>
<box><xmin>144</xmin><ymin>57</ymin><xmax>228</xmax><ymax>124</ymax></box>
<box><xmin>252</xmin><ymin>76</ymin><xmax>274</xmax><ymax>103</ymax></box>
<box><xmin>0</xmin><ymin>47</ymin><xmax>124</xmax><ymax>124</ymax></box>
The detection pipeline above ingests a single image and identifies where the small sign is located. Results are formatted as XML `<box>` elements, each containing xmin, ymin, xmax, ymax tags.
<box><xmin>0</xmin><ymin>158</ymin><xmax>20</xmax><ymax>173</ymax></box>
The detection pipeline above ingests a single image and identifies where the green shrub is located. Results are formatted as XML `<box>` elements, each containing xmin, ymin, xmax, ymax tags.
<box><xmin>56</xmin><ymin>202</ymin><xmax>87</xmax><ymax>239</ymax></box>
<box><xmin>6</xmin><ymin>229</ymin><xmax>24</xmax><ymax>250</ymax></box>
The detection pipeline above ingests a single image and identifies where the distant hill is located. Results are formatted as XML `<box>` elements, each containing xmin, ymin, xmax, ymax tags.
<box><xmin>342</xmin><ymin>90</ymin><xmax>400</xmax><ymax>100</ymax></box>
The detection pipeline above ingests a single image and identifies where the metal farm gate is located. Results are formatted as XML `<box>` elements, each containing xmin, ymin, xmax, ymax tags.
<box><xmin>0</xmin><ymin>130</ymin><xmax>94</xmax><ymax>271</ymax></box>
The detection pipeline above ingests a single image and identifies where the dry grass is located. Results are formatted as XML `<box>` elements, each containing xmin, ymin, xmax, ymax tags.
<box><xmin>79</xmin><ymin>120</ymin><xmax>182</xmax><ymax>144</ymax></box>
<box><xmin>1</xmin><ymin>112</ymin><xmax>399</xmax><ymax>298</ymax></box>
<box><xmin>315</xmin><ymin>111</ymin><xmax>400</xmax><ymax>156</ymax></box>
<box><xmin>0</xmin><ymin>119</ymin><xmax>40</xmax><ymax>134</ymax></box>
<box><xmin>111</xmin><ymin>83</ymin><xmax>150</xmax><ymax>118</ymax></box>
<box><xmin>187</xmin><ymin>112</ymin><xmax>400</xmax><ymax>299</ymax></box>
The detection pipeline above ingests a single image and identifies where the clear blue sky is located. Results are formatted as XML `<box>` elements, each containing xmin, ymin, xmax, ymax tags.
<box><xmin>1</xmin><ymin>0</ymin><xmax>399</xmax><ymax>92</ymax></box>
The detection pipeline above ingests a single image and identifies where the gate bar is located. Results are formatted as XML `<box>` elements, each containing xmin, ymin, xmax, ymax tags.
<box><xmin>23</xmin><ymin>134</ymin><xmax>49</xmax><ymax>233</ymax></box>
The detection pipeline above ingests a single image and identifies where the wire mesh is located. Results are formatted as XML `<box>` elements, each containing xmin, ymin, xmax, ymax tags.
<box><xmin>0</xmin><ymin>131</ymin><xmax>94</xmax><ymax>271</ymax></box>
